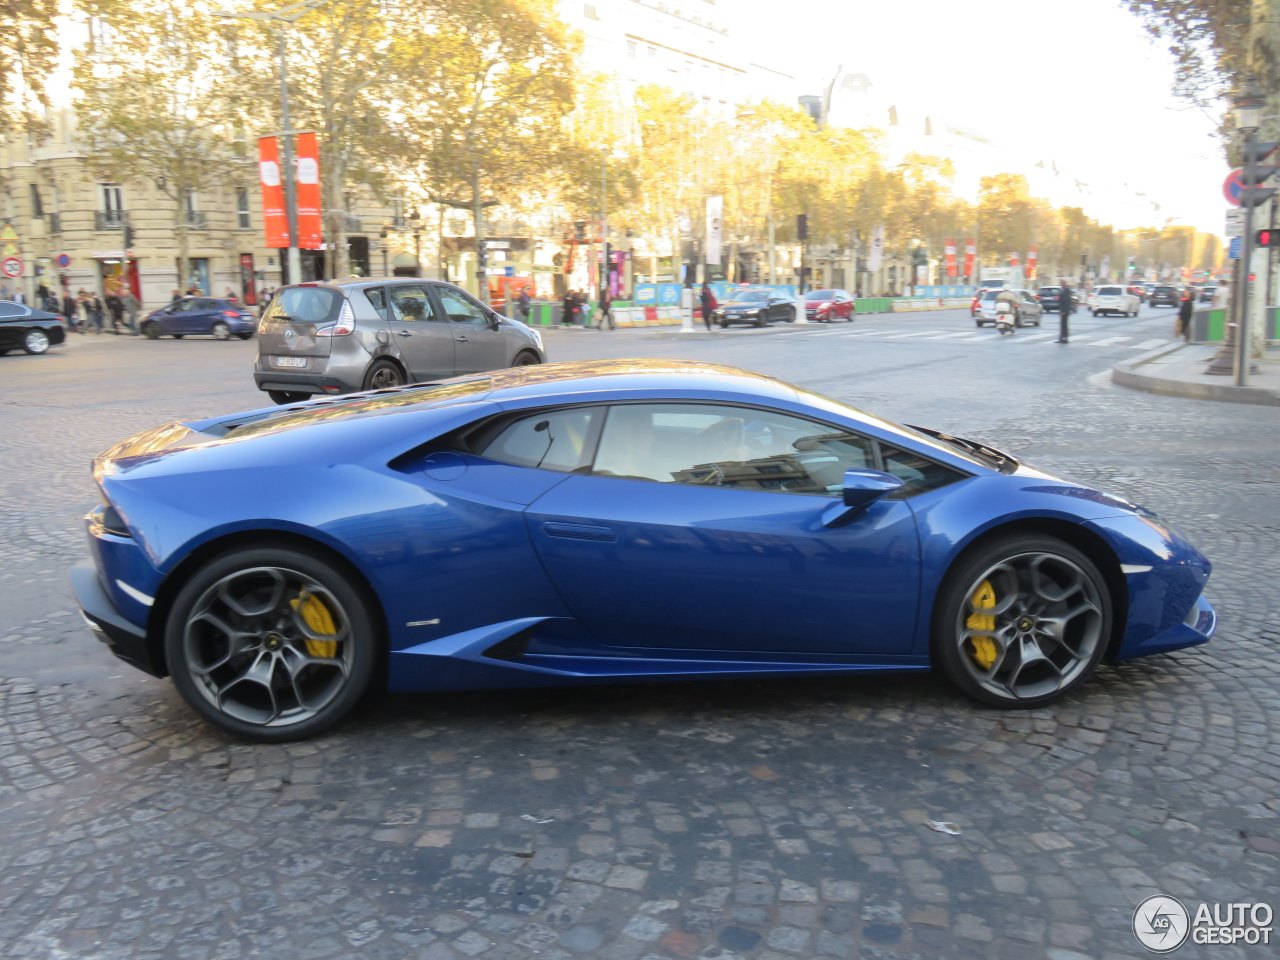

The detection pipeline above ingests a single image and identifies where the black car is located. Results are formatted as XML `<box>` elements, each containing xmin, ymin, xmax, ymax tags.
<box><xmin>712</xmin><ymin>289</ymin><xmax>796</xmax><ymax>328</ymax></box>
<box><xmin>1036</xmin><ymin>286</ymin><xmax>1070</xmax><ymax>312</ymax></box>
<box><xmin>0</xmin><ymin>301</ymin><xmax>67</xmax><ymax>355</ymax></box>
<box><xmin>1148</xmin><ymin>285</ymin><xmax>1180</xmax><ymax>308</ymax></box>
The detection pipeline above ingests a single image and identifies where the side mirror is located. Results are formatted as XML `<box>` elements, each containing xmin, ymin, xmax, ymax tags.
<box><xmin>822</xmin><ymin>469</ymin><xmax>904</xmax><ymax>527</ymax></box>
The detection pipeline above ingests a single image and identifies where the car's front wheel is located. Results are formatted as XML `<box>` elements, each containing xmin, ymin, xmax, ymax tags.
<box><xmin>164</xmin><ymin>547</ymin><xmax>379</xmax><ymax>742</ymax></box>
<box><xmin>142</xmin><ymin>322</ymin><xmax>160</xmax><ymax>339</ymax></box>
<box><xmin>212</xmin><ymin>321</ymin><xmax>231</xmax><ymax>340</ymax></box>
<box><xmin>511</xmin><ymin>350</ymin><xmax>541</xmax><ymax>366</ymax></box>
<box><xmin>23</xmin><ymin>329</ymin><xmax>50</xmax><ymax>355</ymax></box>
<box><xmin>933</xmin><ymin>535</ymin><xmax>1111</xmax><ymax>709</ymax></box>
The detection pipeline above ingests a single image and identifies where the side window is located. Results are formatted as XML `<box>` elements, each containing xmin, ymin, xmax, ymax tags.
<box><xmin>172</xmin><ymin>298</ymin><xmax>194</xmax><ymax>313</ymax></box>
<box><xmin>476</xmin><ymin>408</ymin><xmax>598</xmax><ymax>473</ymax></box>
<box><xmin>196</xmin><ymin>299</ymin><xmax>220</xmax><ymax>311</ymax></box>
<box><xmin>591</xmin><ymin>403</ymin><xmax>876</xmax><ymax>495</ymax></box>
<box><xmin>365</xmin><ymin>288</ymin><xmax>390</xmax><ymax>321</ymax></box>
<box><xmin>880</xmin><ymin>444</ymin><xmax>963</xmax><ymax>495</ymax></box>
<box><xmin>436</xmin><ymin>287</ymin><xmax>488</xmax><ymax>324</ymax></box>
<box><xmin>387</xmin><ymin>285</ymin><xmax>438</xmax><ymax>322</ymax></box>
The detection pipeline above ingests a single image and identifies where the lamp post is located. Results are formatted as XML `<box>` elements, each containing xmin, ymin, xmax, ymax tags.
<box><xmin>378</xmin><ymin>226</ymin><xmax>389</xmax><ymax>277</ymax></box>
<box><xmin>215</xmin><ymin>0</ymin><xmax>328</xmax><ymax>286</ymax></box>
<box><xmin>408</xmin><ymin>209</ymin><xmax>422</xmax><ymax>278</ymax></box>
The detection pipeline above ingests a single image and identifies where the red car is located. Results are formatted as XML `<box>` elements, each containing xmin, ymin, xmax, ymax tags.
<box><xmin>804</xmin><ymin>288</ymin><xmax>855</xmax><ymax>322</ymax></box>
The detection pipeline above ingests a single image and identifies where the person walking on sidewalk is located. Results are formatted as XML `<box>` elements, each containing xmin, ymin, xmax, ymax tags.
<box><xmin>1056</xmin><ymin>281</ymin><xmax>1074</xmax><ymax>343</ymax></box>
<box><xmin>1178</xmin><ymin>292</ymin><xmax>1194</xmax><ymax>342</ymax></box>
<box><xmin>61</xmin><ymin>290</ymin><xmax>82</xmax><ymax>333</ymax></box>
<box><xmin>122</xmin><ymin>288</ymin><xmax>140</xmax><ymax>335</ymax></box>
<box><xmin>700</xmin><ymin>282</ymin><xmax>717</xmax><ymax>331</ymax></box>
<box><xmin>517</xmin><ymin>286</ymin><xmax>532</xmax><ymax>325</ymax></box>
<box><xmin>596</xmin><ymin>287</ymin><xmax>614</xmax><ymax>330</ymax></box>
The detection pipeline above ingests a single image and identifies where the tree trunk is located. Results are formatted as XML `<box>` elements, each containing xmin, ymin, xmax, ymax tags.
<box><xmin>471</xmin><ymin>165</ymin><xmax>488</xmax><ymax>303</ymax></box>
<box><xmin>175</xmin><ymin>196</ymin><xmax>190</xmax><ymax>294</ymax></box>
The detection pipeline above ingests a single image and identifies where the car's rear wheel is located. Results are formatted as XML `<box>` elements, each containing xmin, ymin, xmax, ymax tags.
<box><xmin>212</xmin><ymin>321</ymin><xmax>231</xmax><ymax>340</ymax></box>
<box><xmin>142</xmin><ymin>322</ymin><xmax>160</xmax><ymax>339</ymax></box>
<box><xmin>165</xmin><ymin>547</ymin><xmax>378</xmax><ymax>742</ymax></box>
<box><xmin>173</xmin><ymin>334</ymin><xmax>184</xmax><ymax>339</ymax></box>
<box><xmin>362</xmin><ymin>358</ymin><xmax>405</xmax><ymax>390</ymax></box>
<box><xmin>933</xmin><ymin>535</ymin><xmax>1111</xmax><ymax>709</ymax></box>
<box><xmin>23</xmin><ymin>329</ymin><xmax>50</xmax><ymax>355</ymax></box>
<box><xmin>511</xmin><ymin>350</ymin><xmax>540</xmax><ymax>366</ymax></box>
<box><xmin>238</xmin><ymin>332</ymin><xmax>253</xmax><ymax>340</ymax></box>
<box><xmin>268</xmin><ymin>390</ymin><xmax>310</xmax><ymax>405</ymax></box>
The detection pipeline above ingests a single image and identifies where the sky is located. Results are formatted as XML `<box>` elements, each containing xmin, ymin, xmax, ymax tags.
<box><xmin>737</xmin><ymin>0</ymin><xmax>1231</xmax><ymax>237</ymax></box>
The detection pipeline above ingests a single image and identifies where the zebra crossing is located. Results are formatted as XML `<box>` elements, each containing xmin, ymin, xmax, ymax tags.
<box><xmin>800</xmin><ymin>326</ymin><xmax>1169</xmax><ymax>349</ymax></box>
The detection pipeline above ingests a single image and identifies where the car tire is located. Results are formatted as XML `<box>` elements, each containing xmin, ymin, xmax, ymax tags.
<box><xmin>238</xmin><ymin>333</ymin><xmax>253</xmax><ymax>340</ymax></box>
<box><xmin>1091</xmin><ymin>310</ymin><xmax>1098</xmax><ymax>317</ymax></box>
<box><xmin>164</xmin><ymin>546</ymin><xmax>379</xmax><ymax>742</ymax></box>
<box><xmin>173</xmin><ymin>334</ymin><xmax>184</xmax><ymax>339</ymax></box>
<box><xmin>362</xmin><ymin>358</ymin><xmax>405</xmax><ymax>390</ymax></box>
<box><xmin>22</xmin><ymin>329</ymin><xmax>51</xmax><ymax>355</ymax></box>
<box><xmin>932</xmin><ymin>534</ymin><xmax>1112</xmax><ymax>709</ymax></box>
<box><xmin>975</xmin><ymin>320</ymin><xmax>984</xmax><ymax>327</ymax></box>
<box><xmin>719</xmin><ymin>320</ymin><xmax>729</xmax><ymax>328</ymax></box>
<box><xmin>268</xmin><ymin>390</ymin><xmax>310</xmax><ymax>405</ymax></box>
<box><xmin>142</xmin><ymin>322</ymin><xmax>160</xmax><ymax>340</ymax></box>
<box><xmin>511</xmin><ymin>350</ymin><xmax>540</xmax><ymax>366</ymax></box>
<box><xmin>212</xmin><ymin>321</ymin><xmax>231</xmax><ymax>340</ymax></box>
<box><xmin>754</xmin><ymin>318</ymin><xmax>766</xmax><ymax>327</ymax></box>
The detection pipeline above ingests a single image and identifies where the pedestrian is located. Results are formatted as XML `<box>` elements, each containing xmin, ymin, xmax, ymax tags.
<box><xmin>83</xmin><ymin>291</ymin><xmax>104</xmax><ymax>333</ymax></box>
<box><xmin>579</xmin><ymin>292</ymin><xmax>592</xmax><ymax>327</ymax></box>
<box><xmin>1177</xmin><ymin>292</ymin><xmax>1194</xmax><ymax>343</ymax></box>
<box><xmin>0</xmin><ymin>283</ymin><xmax>10</xmax><ymax>301</ymax></box>
<box><xmin>517</xmin><ymin>286</ymin><xmax>532</xmax><ymax>325</ymax></box>
<box><xmin>122</xmin><ymin>287</ymin><xmax>140</xmax><ymax>334</ymax></box>
<box><xmin>104</xmin><ymin>287</ymin><xmax>125</xmax><ymax>334</ymax></box>
<box><xmin>61</xmin><ymin>289</ymin><xmax>81</xmax><ymax>333</ymax></box>
<box><xmin>1055</xmin><ymin>281</ymin><xmax>1073</xmax><ymax>344</ymax></box>
<box><xmin>36</xmin><ymin>282</ymin><xmax>53</xmax><ymax>311</ymax></box>
<box><xmin>597</xmin><ymin>286</ymin><xmax>614</xmax><ymax>330</ymax></box>
<box><xmin>700</xmin><ymin>282</ymin><xmax>717</xmax><ymax>331</ymax></box>
<box><xmin>11</xmin><ymin>286</ymin><xmax>26</xmax><ymax>305</ymax></box>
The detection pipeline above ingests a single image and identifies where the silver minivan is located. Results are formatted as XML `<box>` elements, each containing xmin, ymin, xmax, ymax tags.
<box><xmin>254</xmin><ymin>278</ymin><xmax>545</xmax><ymax>404</ymax></box>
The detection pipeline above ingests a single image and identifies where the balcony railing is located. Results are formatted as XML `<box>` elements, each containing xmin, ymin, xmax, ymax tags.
<box><xmin>95</xmin><ymin>210</ymin><xmax>128</xmax><ymax>230</ymax></box>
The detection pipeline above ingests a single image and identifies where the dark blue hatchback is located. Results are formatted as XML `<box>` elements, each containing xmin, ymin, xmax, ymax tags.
<box><xmin>141</xmin><ymin>297</ymin><xmax>256</xmax><ymax>340</ymax></box>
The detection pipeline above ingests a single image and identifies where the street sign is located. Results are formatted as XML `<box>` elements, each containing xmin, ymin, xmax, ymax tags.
<box><xmin>1225</xmin><ymin>208</ymin><xmax>1245</xmax><ymax>238</ymax></box>
<box><xmin>1224</xmin><ymin>168</ymin><xmax>1245</xmax><ymax>207</ymax></box>
<box><xmin>1228</xmin><ymin>236</ymin><xmax>1242</xmax><ymax>260</ymax></box>
<box><xmin>55</xmin><ymin>253</ymin><xmax>72</xmax><ymax>268</ymax></box>
<box><xmin>0</xmin><ymin>256</ymin><xmax>22</xmax><ymax>279</ymax></box>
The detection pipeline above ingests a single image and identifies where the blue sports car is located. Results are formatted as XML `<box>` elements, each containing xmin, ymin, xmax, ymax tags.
<box><xmin>71</xmin><ymin>360</ymin><xmax>1216</xmax><ymax>741</ymax></box>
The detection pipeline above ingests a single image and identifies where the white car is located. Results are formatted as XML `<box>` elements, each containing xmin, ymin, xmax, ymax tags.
<box><xmin>1089</xmin><ymin>284</ymin><xmax>1141</xmax><ymax>317</ymax></box>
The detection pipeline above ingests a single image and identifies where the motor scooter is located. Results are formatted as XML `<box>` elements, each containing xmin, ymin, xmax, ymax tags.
<box><xmin>995</xmin><ymin>301</ymin><xmax>1016</xmax><ymax>335</ymax></box>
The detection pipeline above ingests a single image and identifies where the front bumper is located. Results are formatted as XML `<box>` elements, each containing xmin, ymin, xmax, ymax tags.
<box><xmin>69</xmin><ymin>561</ymin><xmax>165</xmax><ymax>677</ymax></box>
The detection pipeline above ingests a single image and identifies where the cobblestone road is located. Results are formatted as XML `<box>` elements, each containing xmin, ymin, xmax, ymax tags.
<box><xmin>0</xmin><ymin>330</ymin><xmax>1276</xmax><ymax>959</ymax></box>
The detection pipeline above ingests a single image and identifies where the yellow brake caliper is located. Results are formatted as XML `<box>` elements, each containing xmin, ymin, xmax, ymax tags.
<box><xmin>291</xmin><ymin>592</ymin><xmax>339</xmax><ymax>659</ymax></box>
<box><xmin>965</xmin><ymin>580</ymin><xmax>999</xmax><ymax>670</ymax></box>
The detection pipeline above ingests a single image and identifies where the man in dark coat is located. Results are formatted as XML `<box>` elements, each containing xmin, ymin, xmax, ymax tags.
<box><xmin>699</xmin><ymin>282</ymin><xmax>716</xmax><ymax>331</ymax></box>
<box><xmin>1056</xmin><ymin>282</ymin><xmax>1074</xmax><ymax>343</ymax></box>
<box><xmin>1177</xmin><ymin>292</ymin><xmax>1194</xmax><ymax>342</ymax></box>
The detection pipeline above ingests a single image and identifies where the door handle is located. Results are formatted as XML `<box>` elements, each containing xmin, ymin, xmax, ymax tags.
<box><xmin>542</xmin><ymin>521</ymin><xmax>618</xmax><ymax>542</ymax></box>
<box><xmin>397</xmin><ymin>330</ymin><xmax>413</xmax><ymax>337</ymax></box>
<box><xmin>455</xmin><ymin>335</ymin><xmax>468</xmax><ymax>342</ymax></box>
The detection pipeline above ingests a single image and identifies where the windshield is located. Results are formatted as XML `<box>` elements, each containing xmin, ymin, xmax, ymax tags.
<box><xmin>734</xmin><ymin>290</ymin><xmax>770</xmax><ymax>302</ymax></box>
<box><xmin>807</xmin><ymin>290</ymin><xmax>835</xmax><ymax>301</ymax></box>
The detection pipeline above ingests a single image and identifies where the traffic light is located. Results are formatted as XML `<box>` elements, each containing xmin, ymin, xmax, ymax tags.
<box><xmin>796</xmin><ymin>214</ymin><xmax>808</xmax><ymax>241</ymax></box>
<box><xmin>1258</xmin><ymin>228</ymin><xmax>1276</xmax><ymax>248</ymax></box>
<box><xmin>1240</xmin><ymin>140</ymin><xmax>1277</xmax><ymax>208</ymax></box>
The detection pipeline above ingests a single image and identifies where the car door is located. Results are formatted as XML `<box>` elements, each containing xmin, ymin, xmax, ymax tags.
<box><xmin>1019</xmin><ymin>290</ymin><xmax>1041</xmax><ymax>321</ymax></box>
<box><xmin>432</xmin><ymin>284</ymin><xmax>509</xmax><ymax>373</ymax></box>
<box><xmin>381</xmin><ymin>284</ymin><xmax>456</xmax><ymax>380</ymax></box>
<box><xmin>0</xmin><ymin>302</ymin><xmax>28</xmax><ymax>350</ymax></box>
<box><xmin>525</xmin><ymin>402</ymin><xmax>923</xmax><ymax>658</ymax></box>
<box><xmin>189</xmin><ymin>298</ymin><xmax>221</xmax><ymax>334</ymax></box>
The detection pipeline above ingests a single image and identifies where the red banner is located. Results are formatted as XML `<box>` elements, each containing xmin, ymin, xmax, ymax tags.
<box><xmin>257</xmin><ymin>137</ymin><xmax>289</xmax><ymax>249</ymax></box>
<box><xmin>295</xmin><ymin>132</ymin><xmax>323</xmax><ymax>250</ymax></box>
<box><xmin>1025</xmin><ymin>245</ymin><xmax>1038</xmax><ymax>279</ymax></box>
<box><xmin>944</xmin><ymin>239</ymin><xmax>957</xmax><ymax>278</ymax></box>
<box><xmin>1009</xmin><ymin>252</ymin><xmax>1020</xmax><ymax>270</ymax></box>
<box><xmin>963</xmin><ymin>239</ymin><xmax>975</xmax><ymax>279</ymax></box>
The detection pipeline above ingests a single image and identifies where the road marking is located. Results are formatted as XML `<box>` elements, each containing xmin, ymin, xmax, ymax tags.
<box><xmin>886</xmin><ymin>330</ymin><xmax>950</xmax><ymax>339</ymax></box>
<box><xmin>1132</xmin><ymin>338</ymin><xmax>1168</xmax><ymax>350</ymax></box>
<box><xmin>916</xmin><ymin>331</ymin><xmax>983</xmax><ymax>340</ymax></box>
<box><xmin>1087</xmin><ymin>336</ymin><xmax>1132</xmax><ymax>346</ymax></box>
<box><xmin>1012</xmin><ymin>333</ymin><xmax>1057</xmax><ymax>344</ymax></box>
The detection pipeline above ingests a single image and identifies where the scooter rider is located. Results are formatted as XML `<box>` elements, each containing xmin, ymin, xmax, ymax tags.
<box><xmin>994</xmin><ymin>288</ymin><xmax>1019</xmax><ymax>335</ymax></box>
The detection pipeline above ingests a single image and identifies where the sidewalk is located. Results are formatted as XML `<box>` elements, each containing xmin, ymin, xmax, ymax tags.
<box><xmin>1112</xmin><ymin>342</ymin><xmax>1280</xmax><ymax>405</ymax></box>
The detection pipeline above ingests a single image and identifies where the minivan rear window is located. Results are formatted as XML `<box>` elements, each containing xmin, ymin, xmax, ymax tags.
<box><xmin>1098</xmin><ymin>286</ymin><xmax>1122</xmax><ymax>295</ymax></box>
<box><xmin>264</xmin><ymin>286</ymin><xmax>341</xmax><ymax>324</ymax></box>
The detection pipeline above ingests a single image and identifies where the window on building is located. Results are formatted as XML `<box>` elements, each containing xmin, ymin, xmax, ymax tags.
<box><xmin>627</xmin><ymin>40</ymin><xmax>637</xmax><ymax>59</ymax></box>
<box><xmin>29</xmin><ymin>184</ymin><xmax>44</xmax><ymax>218</ymax></box>
<box><xmin>100</xmin><ymin>183</ymin><xmax>123</xmax><ymax>223</ymax></box>
<box><xmin>236</xmin><ymin>188</ymin><xmax>251</xmax><ymax>229</ymax></box>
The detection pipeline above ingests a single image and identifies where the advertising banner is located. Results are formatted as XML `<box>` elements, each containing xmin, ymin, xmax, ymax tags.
<box><xmin>705</xmin><ymin>195</ymin><xmax>723</xmax><ymax>266</ymax></box>
<box><xmin>295</xmin><ymin>132</ymin><xmax>323</xmax><ymax>250</ymax></box>
<box><xmin>944</xmin><ymin>239</ymin><xmax>957</xmax><ymax>277</ymax></box>
<box><xmin>1026</xmin><ymin>245</ymin><xmax>1038</xmax><ymax>279</ymax></box>
<box><xmin>257</xmin><ymin>137</ymin><xmax>289</xmax><ymax>249</ymax></box>
<box><xmin>963</xmin><ymin>238</ymin><xmax>975</xmax><ymax>278</ymax></box>
<box><xmin>868</xmin><ymin>225</ymin><xmax>884</xmax><ymax>272</ymax></box>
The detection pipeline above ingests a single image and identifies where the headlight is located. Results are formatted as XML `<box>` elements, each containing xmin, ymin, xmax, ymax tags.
<box><xmin>744</xmin><ymin>308</ymin><xmax>760</xmax><ymax>315</ymax></box>
<box><xmin>529</xmin><ymin>327</ymin><xmax>543</xmax><ymax>350</ymax></box>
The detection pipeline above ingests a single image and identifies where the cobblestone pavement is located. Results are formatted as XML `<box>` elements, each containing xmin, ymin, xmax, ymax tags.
<box><xmin>1</xmin><ymin>333</ymin><xmax>1276</xmax><ymax>960</ymax></box>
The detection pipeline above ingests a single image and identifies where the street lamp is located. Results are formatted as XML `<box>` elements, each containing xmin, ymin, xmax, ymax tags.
<box><xmin>215</xmin><ymin>0</ymin><xmax>329</xmax><ymax>286</ymax></box>
<box><xmin>408</xmin><ymin>209</ymin><xmax>422</xmax><ymax>277</ymax></box>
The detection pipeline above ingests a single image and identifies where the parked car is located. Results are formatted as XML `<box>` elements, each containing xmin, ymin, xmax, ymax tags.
<box><xmin>804</xmin><ymin>288</ymin><xmax>855</xmax><ymax>322</ymax></box>
<box><xmin>0</xmin><ymin>301</ymin><xmax>67</xmax><ymax>355</ymax></box>
<box><xmin>71</xmin><ymin>360</ymin><xmax>1217</xmax><ymax>741</ymax></box>
<box><xmin>254</xmin><ymin>278</ymin><xmax>545</xmax><ymax>404</ymax></box>
<box><xmin>976</xmin><ymin>288</ymin><xmax>1043</xmax><ymax>327</ymax></box>
<box><xmin>1089</xmin><ymin>285</ymin><xmax>1141</xmax><ymax>317</ymax></box>
<box><xmin>1148</xmin><ymin>284</ymin><xmax>1180</xmax><ymax>308</ymax></box>
<box><xmin>1036</xmin><ymin>286</ymin><xmax>1070</xmax><ymax>312</ymax></box>
<box><xmin>712</xmin><ymin>288</ymin><xmax>796</xmax><ymax>328</ymax></box>
<box><xmin>1198</xmin><ymin>285</ymin><xmax>1218</xmax><ymax>304</ymax></box>
<box><xmin>141</xmin><ymin>297</ymin><xmax>256</xmax><ymax>341</ymax></box>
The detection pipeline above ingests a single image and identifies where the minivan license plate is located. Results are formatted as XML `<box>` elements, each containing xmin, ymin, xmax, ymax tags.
<box><xmin>274</xmin><ymin>356</ymin><xmax>307</xmax><ymax>367</ymax></box>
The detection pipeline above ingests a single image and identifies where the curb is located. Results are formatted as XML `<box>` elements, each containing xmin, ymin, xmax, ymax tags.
<box><xmin>1112</xmin><ymin>344</ymin><xmax>1280</xmax><ymax>406</ymax></box>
